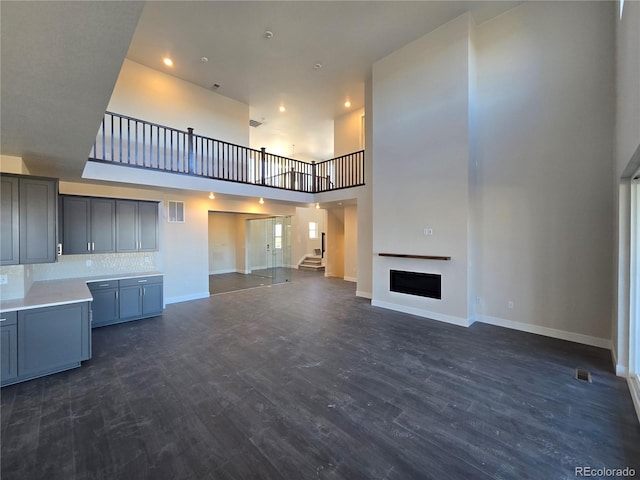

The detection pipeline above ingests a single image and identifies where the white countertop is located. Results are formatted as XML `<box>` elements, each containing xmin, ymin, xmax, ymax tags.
<box><xmin>0</xmin><ymin>272</ymin><xmax>163</xmax><ymax>313</ymax></box>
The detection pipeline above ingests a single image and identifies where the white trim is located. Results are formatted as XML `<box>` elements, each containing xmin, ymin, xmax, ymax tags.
<box><xmin>165</xmin><ymin>292</ymin><xmax>210</xmax><ymax>305</ymax></box>
<box><xmin>611</xmin><ymin>347</ymin><xmax>629</xmax><ymax>377</ymax></box>
<box><xmin>478</xmin><ymin>315</ymin><xmax>611</xmax><ymax>349</ymax></box>
<box><xmin>344</xmin><ymin>276</ymin><xmax>357</xmax><ymax>283</ymax></box>
<box><xmin>208</xmin><ymin>268</ymin><xmax>237</xmax><ymax>275</ymax></box>
<box><xmin>372</xmin><ymin>300</ymin><xmax>473</xmax><ymax>327</ymax></box>
<box><xmin>356</xmin><ymin>290</ymin><xmax>372</xmax><ymax>299</ymax></box>
<box><xmin>628</xmin><ymin>374</ymin><xmax>640</xmax><ymax>424</ymax></box>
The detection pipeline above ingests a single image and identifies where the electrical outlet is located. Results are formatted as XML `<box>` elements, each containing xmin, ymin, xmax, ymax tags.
<box><xmin>0</xmin><ymin>275</ymin><xmax>7</xmax><ymax>285</ymax></box>
<box><xmin>424</xmin><ymin>228</ymin><xmax>433</xmax><ymax>236</ymax></box>
<box><xmin>144</xmin><ymin>257</ymin><xmax>150</xmax><ymax>264</ymax></box>
<box><xmin>86</xmin><ymin>259</ymin><xmax>92</xmax><ymax>267</ymax></box>
<box><xmin>508</xmin><ymin>301</ymin><xmax>514</xmax><ymax>309</ymax></box>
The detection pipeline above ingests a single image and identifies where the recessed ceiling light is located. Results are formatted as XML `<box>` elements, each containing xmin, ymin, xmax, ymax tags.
<box><xmin>344</xmin><ymin>99</ymin><xmax>351</xmax><ymax>108</ymax></box>
<box><xmin>201</xmin><ymin>56</ymin><xmax>209</xmax><ymax>63</ymax></box>
<box><xmin>208</xmin><ymin>192</ymin><xmax>215</xmax><ymax>199</ymax></box>
<box><xmin>259</xmin><ymin>197</ymin><xmax>265</xmax><ymax>204</ymax></box>
<box><xmin>264</xmin><ymin>30</ymin><xmax>274</xmax><ymax>39</ymax></box>
<box><xmin>279</xmin><ymin>105</ymin><xmax>286</xmax><ymax>113</ymax></box>
<box><xmin>163</xmin><ymin>57</ymin><xmax>173</xmax><ymax>67</ymax></box>
<box><xmin>313</xmin><ymin>63</ymin><xmax>322</xmax><ymax>70</ymax></box>
<box><xmin>315</xmin><ymin>203</ymin><xmax>320</xmax><ymax>209</ymax></box>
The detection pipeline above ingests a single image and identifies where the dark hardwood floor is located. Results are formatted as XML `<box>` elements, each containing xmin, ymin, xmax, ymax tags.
<box><xmin>209</xmin><ymin>268</ymin><xmax>294</xmax><ymax>295</ymax></box>
<box><xmin>2</xmin><ymin>272</ymin><xmax>639</xmax><ymax>479</ymax></box>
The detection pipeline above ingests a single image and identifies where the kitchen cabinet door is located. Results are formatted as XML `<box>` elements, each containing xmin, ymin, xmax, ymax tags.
<box><xmin>0</xmin><ymin>176</ymin><xmax>19</xmax><ymax>265</ymax></box>
<box><xmin>88</xmin><ymin>281</ymin><xmax>119</xmax><ymax>328</ymax></box>
<box><xmin>62</xmin><ymin>196</ymin><xmax>91</xmax><ymax>255</ymax></box>
<box><xmin>119</xmin><ymin>285</ymin><xmax>143</xmax><ymax>320</ymax></box>
<box><xmin>142</xmin><ymin>282</ymin><xmax>163</xmax><ymax>317</ymax></box>
<box><xmin>0</xmin><ymin>312</ymin><xmax>18</xmax><ymax>383</ymax></box>
<box><xmin>19</xmin><ymin>177</ymin><xmax>57</xmax><ymax>263</ymax></box>
<box><xmin>138</xmin><ymin>201</ymin><xmax>159</xmax><ymax>251</ymax></box>
<box><xmin>17</xmin><ymin>303</ymin><xmax>90</xmax><ymax>379</ymax></box>
<box><xmin>115</xmin><ymin>200</ymin><xmax>138</xmax><ymax>253</ymax></box>
<box><xmin>90</xmin><ymin>198</ymin><xmax>116</xmax><ymax>253</ymax></box>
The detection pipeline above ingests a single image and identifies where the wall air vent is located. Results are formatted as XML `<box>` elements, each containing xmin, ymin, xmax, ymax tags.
<box><xmin>249</xmin><ymin>119</ymin><xmax>263</xmax><ymax>128</ymax></box>
<box><xmin>167</xmin><ymin>201</ymin><xmax>185</xmax><ymax>223</ymax></box>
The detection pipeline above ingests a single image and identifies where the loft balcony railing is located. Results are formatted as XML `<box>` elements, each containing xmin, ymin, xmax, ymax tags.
<box><xmin>90</xmin><ymin>111</ymin><xmax>365</xmax><ymax>194</ymax></box>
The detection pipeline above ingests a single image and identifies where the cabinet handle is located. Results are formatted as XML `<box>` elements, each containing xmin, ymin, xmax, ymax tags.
<box><xmin>115</xmin><ymin>291</ymin><xmax>118</xmax><ymax>299</ymax></box>
<box><xmin>99</xmin><ymin>283</ymin><xmax>109</xmax><ymax>287</ymax></box>
<box><xmin>139</xmin><ymin>289</ymin><xmax>142</xmax><ymax>297</ymax></box>
<box><xmin>143</xmin><ymin>287</ymin><xmax>146</xmax><ymax>295</ymax></box>
<box><xmin>138</xmin><ymin>279</ymin><xmax>147</xmax><ymax>283</ymax></box>
<box><xmin>87</xmin><ymin>242</ymin><xmax>91</xmax><ymax>251</ymax></box>
<box><xmin>92</xmin><ymin>242</ymin><xmax>95</xmax><ymax>251</ymax></box>
<box><xmin>0</xmin><ymin>318</ymin><xmax>6</xmax><ymax>322</ymax></box>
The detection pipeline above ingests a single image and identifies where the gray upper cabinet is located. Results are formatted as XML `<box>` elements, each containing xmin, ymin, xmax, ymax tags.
<box><xmin>19</xmin><ymin>177</ymin><xmax>58</xmax><ymax>264</ymax></box>
<box><xmin>0</xmin><ymin>176</ymin><xmax>19</xmax><ymax>265</ymax></box>
<box><xmin>0</xmin><ymin>174</ymin><xmax>58</xmax><ymax>265</ymax></box>
<box><xmin>60</xmin><ymin>195</ymin><xmax>158</xmax><ymax>255</ymax></box>
<box><xmin>60</xmin><ymin>196</ymin><xmax>116</xmax><ymax>255</ymax></box>
<box><xmin>116</xmin><ymin>200</ymin><xmax>159</xmax><ymax>253</ymax></box>
<box><xmin>138</xmin><ymin>201</ymin><xmax>159</xmax><ymax>251</ymax></box>
<box><xmin>115</xmin><ymin>200</ymin><xmax>138</xmax><ymax>252</ymax></box>
<box><xmin>62</xmin><ymin>196</ymin><xmax>90</xmax><ymax>254</ymax></box>
<box><xmin>91</xmin><ymin>198</ymin><xmax>116</xmax><ymax>253</ymax></box>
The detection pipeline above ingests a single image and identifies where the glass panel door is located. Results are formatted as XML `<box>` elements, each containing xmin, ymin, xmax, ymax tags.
<box><xmin>246</xmin><ymin>216</ymin><xmax>292</xmax><ymax>285</ymax></box>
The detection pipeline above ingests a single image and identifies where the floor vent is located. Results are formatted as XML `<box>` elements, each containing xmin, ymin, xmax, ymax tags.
<box><xmin>575</xmin><ymin>368</ymin><xmax>592</xmax><ymax>383</ymax></box>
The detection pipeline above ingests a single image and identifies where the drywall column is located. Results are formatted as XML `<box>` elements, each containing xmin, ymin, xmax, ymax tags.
<box><xmin>371</xmin><ymin>14</ymin><xmax>472</xmax><ymax>325</ymax></box>
<box><xmin>344</xmin><ymin>205</ymin><xmax>358</xmax><ymax>282</ymax></box>
<box><xmin>325</xmin><ymin>208</ymin><xmax>345</xmax><ymax>278</ymax></box>
<box><xmin>614</xmin><ymin>0</ymin><xmax>640</xmax><ymax>376</ymax></box>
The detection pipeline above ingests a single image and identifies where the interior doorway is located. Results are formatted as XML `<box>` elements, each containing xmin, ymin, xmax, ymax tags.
<box><xmin>208</xmin><ymin>212</ymin><xmax>292</xmax><ymax>294</ymax></box>
<box><xmin>246</xmin><ymin>216</ymin><xmax>292</xmax><ymax>285</ymax></box>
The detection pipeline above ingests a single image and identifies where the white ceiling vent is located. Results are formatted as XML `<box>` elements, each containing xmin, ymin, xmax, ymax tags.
<box><xmin>249</xmin><ymin>119</ymin><xmax>263</xmax><ymax>128</ymax></box>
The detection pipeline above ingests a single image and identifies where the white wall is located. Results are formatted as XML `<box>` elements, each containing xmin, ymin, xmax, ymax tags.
<box><xmin>372</xmin><ymin>13</ymin><xmax>473</xmax><ymax>325</ymax></box>
<box><xmin>208</xmin><ymin>212</ymin><xmax>238</xmax><ymax>274</ymax></box>
<box><xmin>334</xmin><ymin>108</ymin><xmax>364</xmax><ymax>157</ymax></box>
<box><xmin>108</xmin><ymin>59</ymin><xmax>249</xmax><ymax>147</ymax></box>
<box><xmin>344</xmin><ymin>205</ymin><xmax>358</xmax><ymax>282</ymax></box>
<box><xmin>475</xmin><ymin>2</ymin><xmax>614</xmax><ymax>344</ymax></box>
<box><xmin>613</xmin><ymin>0</ymin><xmax>640</xmax><ymax>376</ymax></box>
<box><xmin>325</xmin><ymin>208</ymin><xmax>345</xmax><ymax>278</ymax></box>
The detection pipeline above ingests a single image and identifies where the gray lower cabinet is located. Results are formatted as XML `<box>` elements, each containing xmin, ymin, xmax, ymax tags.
<box><xmin>0</xmin><ymin>312</ymin><xmax>18</xmax><ymax>383</ymax></box>
<box><xmin>0</xmin><ymin>174</ymin><xmax>58</xmax><ymax>265</ymax></box>
<box><xmin>89</xmin><ymin>275</ymin><xmax>163</xmax><ymax>328</ymax></box>
<box><xmin>87</xmin><ymin>281</ymin><xmax>119</xmax><ymax>327</ymax></box>
<box><xmin>1</xmin><ymin>302</ymin><xmax>91</xmax><ymax>387</ymax></box>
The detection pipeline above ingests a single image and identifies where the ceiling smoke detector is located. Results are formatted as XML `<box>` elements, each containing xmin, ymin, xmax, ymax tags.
<box><xmin>313</xmin><ymin>63</ymin><xmax>322</xmax><ymax>70</ymax></box>
<box><xmin>264</xmin><ymin>30</ymin><xmax>274</xmax><ymax>39</ymax></box>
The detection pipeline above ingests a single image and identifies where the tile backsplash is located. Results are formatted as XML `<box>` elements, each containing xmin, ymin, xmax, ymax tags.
<box><xmin>33</xmin><ymin>252</ymin><xmax>160</xmax><ymax>281</ymax></box>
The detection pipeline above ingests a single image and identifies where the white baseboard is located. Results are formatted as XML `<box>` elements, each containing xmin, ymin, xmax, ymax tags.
<box><xmin>371</xmin><ymin>300</ymin><xmax>472</xmax><ymax>327</ymax></box>
<box><xmin>208</xmin><ymin>268</ymin><xmax>236</xmax><ymax>275</ymax></box>
<box><xmin>477</xmin><ymin>315</ymin><xmax>611</xmax><ymax>349</ymax></box>
<box><xmin>165</xmin><ymin>291</ymin><xmax>210</xmax><ymax>305</ymax></box>
<box><xmin>628</xmin><ymin>374</ymin><xmax>640</xmax><ymax>424</ymax></box>
<box><xmin>344</xmin><ymin>276</ymin><xmax>357</xmax><ymax>283</ymax></box>
<box><xmin>356</xmin><ymin>290</ymin><xmax>372</xmax><ymax>299</ymax></box>
<box><xmin>610</xmin><ymin>348</ymin><xmax>629</xmax><ymax>377</ymax></box>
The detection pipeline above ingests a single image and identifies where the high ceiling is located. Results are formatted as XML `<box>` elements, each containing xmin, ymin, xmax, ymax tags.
<box><xmin>1</xmin><ymin>1</ymin><xmax>519</xmax><ymax>177</ymax></box>
<box><xmin>128</xmin><ymin>1</ymin><xmax>518</xmax><ymax>161</ymax></box>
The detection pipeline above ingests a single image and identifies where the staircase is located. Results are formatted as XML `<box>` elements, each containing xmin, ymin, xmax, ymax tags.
<box><xmin>299</xmin><ymin>255</ymin><xmax>324</xmax><ymax>272</ymax></box>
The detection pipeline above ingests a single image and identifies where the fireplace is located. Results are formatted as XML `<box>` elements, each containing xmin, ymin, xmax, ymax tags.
<box><xmin>390</xmin><ymin>270</ymin><xmax>441</xmax><ymax>299</ymax></box>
